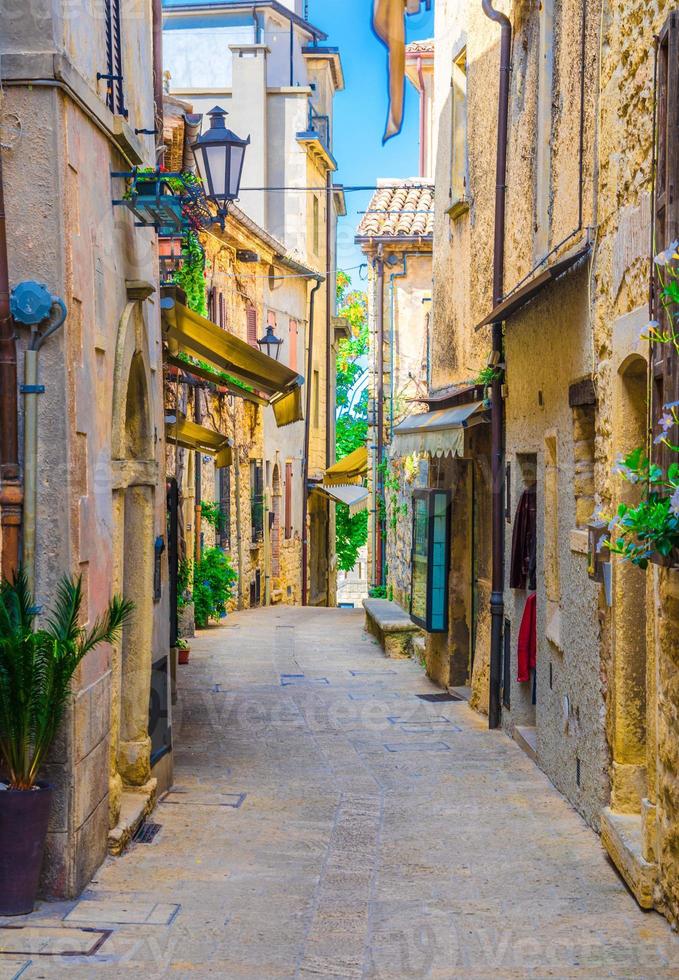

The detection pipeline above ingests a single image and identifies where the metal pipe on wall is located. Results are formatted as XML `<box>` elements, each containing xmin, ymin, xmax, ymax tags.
<box><xmin>23</xmin><ymin>300</ymin><xmax>67</xmax><ymax>595</ymax></box>
<box><xmin>302</xmin><ymin>278</ymin><xmax>323</xmax><ymax>605</ymax></box>
<box><xmin>481</xmin><ymin>0</ymin><xmax>511</xmax><ymax>730</ymax></box>
<box><xmin>0</xmin><ymin>149</ymin><xmax>22</xmax><ymax>581</ymax></box>
<box><xmin>152</xmin><ymin>0</ymin><xmax>164</xmax><ymax>137</ymax></box>
<box><xmin>375</xmin><ymin>246</ymin><xmax>385</xmax><ymax>587</ymax></box>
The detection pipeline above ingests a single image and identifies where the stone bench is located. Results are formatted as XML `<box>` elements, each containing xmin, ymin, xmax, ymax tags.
<box><xmin>363</xmin><ymin>598</ymin><xmax>423</xmax><ymax>659</ymax></box>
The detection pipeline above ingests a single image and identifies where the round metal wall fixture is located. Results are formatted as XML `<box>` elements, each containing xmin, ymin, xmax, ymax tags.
<box><xmin>10</xmin><ymin>281</ymin><xmax>54</xmax><ymax>325</ymax></box>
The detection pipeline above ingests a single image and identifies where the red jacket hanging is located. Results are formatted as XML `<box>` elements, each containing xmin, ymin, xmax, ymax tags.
<box><xmin>517</xmin><ymin>593</ymin><xmax>537</xmax><ymax>682</ymax></box>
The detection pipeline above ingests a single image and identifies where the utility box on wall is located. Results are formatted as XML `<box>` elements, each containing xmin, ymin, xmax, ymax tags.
<box><xmin>410</xmin><ymin>488</ymin><xmax>451</xmax><ymax>633</ymax></box>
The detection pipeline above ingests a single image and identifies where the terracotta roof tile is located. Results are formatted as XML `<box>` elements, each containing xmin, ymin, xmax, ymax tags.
<box><xmin>356</xmin><ymin>179</ymin><xmax>434</xmax><ymax>240</ymax></box>
<box><xmin>405</xmin><ymin>38</ymin><xmax>434</xmax><ymax>54</ymax></box>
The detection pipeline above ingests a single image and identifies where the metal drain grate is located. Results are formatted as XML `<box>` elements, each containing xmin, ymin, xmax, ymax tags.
<box><xmin>416</xmin><ymin>692</ymin><xmax>463</xmax><ymax>703</ymax></box>
<box><xmin>132</xmin><ymin>821</ymin><xmax>162</xmax><ymax>844</ymax></box>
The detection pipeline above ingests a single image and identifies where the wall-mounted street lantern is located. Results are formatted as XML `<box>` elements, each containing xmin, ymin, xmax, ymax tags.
<box><xmin>191</xmin><ymin>106</ymin><xmax>250</xmax><ymax>229</ymax></box>
<box><xmin>256</xmin><ymin>324</ymin><xmax>283</xmax><ymax>361</ymax></box>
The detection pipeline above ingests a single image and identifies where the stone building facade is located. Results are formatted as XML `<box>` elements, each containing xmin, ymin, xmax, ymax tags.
<box><xmin>0</xmin><ymin>0</ymin><xmax>170</xmax><ymax>895</ymax></box>
<box><xmin>163</xmin><ymin>0</ymin><xmax>344</xmax><ymax>606</ymax></box>
<box><xmin>426</xmin><ymin>0</ymin><xmax>679</xmax><ymax>926</ymax></box>
<box><xmin>163</xmin><ymin>107</ymin><xmax>322</xmax><ymax>614</ymax></box>
<box><xmin>356</xmin><ymin>180</ymin><xmax>434</xmax><ymax>591</ymax></box>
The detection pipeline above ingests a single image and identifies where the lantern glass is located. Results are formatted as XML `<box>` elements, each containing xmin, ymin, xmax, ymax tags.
<box><xmin>257</xmin><ymin>325</ymin><xmax>283</xmax><ymax>361</ymax></box>
<box><xmin>191</xmin><ymin>106</ymin><xmax>250</xmax><ymax>214</ymax></box>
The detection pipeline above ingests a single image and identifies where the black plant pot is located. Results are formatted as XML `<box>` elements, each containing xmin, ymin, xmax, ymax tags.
<box><xmin>0</xmin><ymin>783</ymin><xmax>52</xmax><ymax>915</ymax></box>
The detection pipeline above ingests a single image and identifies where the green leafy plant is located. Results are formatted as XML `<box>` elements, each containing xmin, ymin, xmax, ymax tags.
<box><xmin>378</xmin><ymin>459</ymin><xmax>408</xmax><ymax>531</ymax></box>
<box><xmin>173</xmin><ymin>229</ymin><xmax>207</xmax><ymax>317</ymax></box>
<box><xmin>0</xmin><ymin>571</ymin><xmax>132</xmax><ymax>790</ymax></box>
<box><xmin>193</xmin><ymin>548</ymin><xmax>238</xmax><ymax>628</ymax></box>
<box><xmin>176</xmin><ymin>637</ymin><xmax>189</xmax><ymax>651</ymax></box>
<box><xmin>368</xmin><ymin>585</ymin><xmax>387</xmax><ymax>599</ymax></box>
<box><xmin>336</xmin><ymin>509</ymin><xmax>368</xmax><ymax>573</ymax></box>
<box><xmin>605</xmin><ymin>249</ymin><xmax>679</xmax><ymax>567</ymax></box>
<box><xmin>200</xmin><ymin>500</ymin><xmax>227</xmax><ymax>534</ymax></box>
<box><xmin>475</xmin><ymin>364</ymin><xmax>502</xmax><ymax>386</ymax></box>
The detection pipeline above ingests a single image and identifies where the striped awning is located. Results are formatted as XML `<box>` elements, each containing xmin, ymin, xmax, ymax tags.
<box><xmin>313</xmin><ymin>484</ymin><xmax>369</xmax><ymax>517</ymax></box>
<box><xmin>390</xmin><ymin>402</ymin><xmax>488</xmax><ymax>458</ymax></box>
<box><xmin>161</xmin><ymin>289</ymin><xmax>303</xmax><ymax>427</ymax></box>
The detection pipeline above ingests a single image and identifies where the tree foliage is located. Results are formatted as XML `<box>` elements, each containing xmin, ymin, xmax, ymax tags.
<box><xmin>335</xmin><ymin>272</ymin><xmax>370</xmax><ymax>572</ymax></box>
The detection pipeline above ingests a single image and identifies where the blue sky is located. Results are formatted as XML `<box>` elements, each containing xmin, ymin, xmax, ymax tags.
<box><xmin>308</xmin><ymin>0</ymin><xmax>435</xmax><ymax>278</ymax></box>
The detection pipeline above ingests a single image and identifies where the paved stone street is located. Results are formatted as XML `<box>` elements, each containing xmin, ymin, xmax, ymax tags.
<box><xmin>2</xmin><ymin>607</ymin><xmax>678</xmax><ymax>979</ymax></box>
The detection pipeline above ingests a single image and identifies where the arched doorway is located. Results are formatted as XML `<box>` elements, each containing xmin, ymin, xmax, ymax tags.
<box><xmin>109</xmin><ymin>294</ymin><xmax>158</xmax><ymax>825</ymax></box>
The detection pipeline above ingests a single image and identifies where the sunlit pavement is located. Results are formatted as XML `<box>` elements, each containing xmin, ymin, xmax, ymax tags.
<box><xmin>2</xmin><ymin>605</ymin><xmax>677</xmax><ymax>979</ymax></box>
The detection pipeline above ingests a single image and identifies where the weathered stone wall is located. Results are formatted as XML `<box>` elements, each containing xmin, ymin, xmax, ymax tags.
<box><xmin>1</xmin><ymin>1</ymin><xmax>168</xmax><ymax>896</ymax></box>
<box><xmin>592</xmin><ymin>0</ymin><xmax>679</xmax><ymax>927</ymax></box>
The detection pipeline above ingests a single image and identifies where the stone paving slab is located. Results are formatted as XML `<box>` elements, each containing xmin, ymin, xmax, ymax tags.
<box><xmin>10</xmin><ymin>606</ymin><xmax>679</xmax><ymax>978</ymax></box>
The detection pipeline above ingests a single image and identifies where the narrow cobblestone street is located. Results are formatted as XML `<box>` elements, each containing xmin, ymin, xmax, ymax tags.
<box><xmin>2</xmin><ymin>607</ymin><xmax>678</xmax><ymax>978</ymax></box>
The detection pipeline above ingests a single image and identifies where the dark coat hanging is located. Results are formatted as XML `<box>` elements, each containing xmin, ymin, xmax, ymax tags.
<box><xmin>510</xmin><ymin>486</ymin><xmax>537</xmax><ymax>590</ymax></box>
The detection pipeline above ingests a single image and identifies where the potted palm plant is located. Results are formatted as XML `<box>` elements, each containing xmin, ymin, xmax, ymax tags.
<box><xmin>0</xmin><ymin>571</ymin><xmax>131</xmax><ymax>915</ymax></box>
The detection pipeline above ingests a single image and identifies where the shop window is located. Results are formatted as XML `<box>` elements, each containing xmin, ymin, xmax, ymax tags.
<box><xmin>410</xmin><ymin>489</ymin><xmax>451</xmax><ymax>633</ymax></box>
<box><xmin>250</xmin><ymin>459</ymin><xmax>264</xmax><ymax>543</ymax></box>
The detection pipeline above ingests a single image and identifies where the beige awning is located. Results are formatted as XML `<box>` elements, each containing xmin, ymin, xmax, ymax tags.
<box><xmin>161</xmin><ymin>288</ymin><xmax>304</xmax><ymax>426</ymax></box>
<box><xmin>314</xmin><ymin>483</ymin><xmax>369</xmax><ymax>517</ymax></box>
<box><xmin>391</xmin><ymin>402</ymin><xmax>488</xmax><ymax>458</ymax></box>
<box><xmin>324</xmin><ymin>445</ymin><xmax>368</xmax><ymax>485</ymax></box>
<box><xmin>165</xmin><ymin>415</ymin><xmax>232</xmax><ymax>468</ymax></box>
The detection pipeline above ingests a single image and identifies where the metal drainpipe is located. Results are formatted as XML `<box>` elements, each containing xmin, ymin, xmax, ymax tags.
<box><xmin>152</xmin><ymin>0</ymin><xmax>164</xmax><ymax>137</ymax></box>
<box><xmin>482</xmin><ymin>0</ymin><xmax>511</xmax><ymax>731</ymax></box>
<box><xmin>302</xmin><ymin>278</ymin><xmax>323</xmax><ymax>605</ymax></box>
<box><xmin>0</xmin><ymin>148</ymin><xmax>22</xmax><ymax>581</ymax></box>
<box><xmin>325</xmin><ymin>172</ymin><xmax>333</xmax><ymax>604</ymax></box>
<box><xmin>23</xmin><ymin>301</ymin><xmax>67</xmax><ymax>595</ymax></box>
<box><xmin>417</xmin><ymin>56</ymin><xmax>426</xmax><ymax>177</ymax></box>
<box><xmin>375</xmin><ymin>246</ymin><xmax>385</xmax><ymax>587</ymax></box>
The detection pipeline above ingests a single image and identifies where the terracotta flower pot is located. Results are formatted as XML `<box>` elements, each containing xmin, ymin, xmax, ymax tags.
<box><xmin>178</xmin><ymin>646</ymin><xmax>190</xmax><ymax>665</ymax></box>
<box><xmin>0</xmin><ymin>783</ymin><xmax>52</xmax><ymax>915</ymax></box>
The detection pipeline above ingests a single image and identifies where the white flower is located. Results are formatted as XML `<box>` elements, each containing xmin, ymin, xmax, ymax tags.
<box><xmin>654</xmin><ymin>240</ymin><xmax>679</xmax><ymax>266</ymax></box>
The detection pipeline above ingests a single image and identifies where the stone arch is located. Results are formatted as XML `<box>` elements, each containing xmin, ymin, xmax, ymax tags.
<box><xmin>109</xmin><ymin>292</ymin><xmax>158</xmax><ymax>826</ymax></box>
<box><xmin>610</xmin><ymin>350</ymin><xmax>648</xmax><ymax>812</ymax></box>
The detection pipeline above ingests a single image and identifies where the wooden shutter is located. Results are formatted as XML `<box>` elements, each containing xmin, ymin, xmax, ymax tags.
<box><xmin>104</xmin><ymin>0</ymin><xmax>127</xmax><ymax>118</ymax></box>
<box><xmin>207</xmin><ymin>286</ymin><xmax>216</xmax><ymax>322</ymax></box>
<box><xmin>288</xmin><ymin>319</ymin><xmax>298</xmax><ymax>372</ymax></box>
<box><xmin>246</xmin><ymin>306</ymin><xmax>258</xmax><ymax>347</ymax></box>
<box><xmin>652</xmin><ymin>13</ymin><xmax>679</xmax><ymax>473</ymax></box>
<box><xmin>218</xmin><ymin>292</ymin><xmax>226</xmax><ymax>329</ymax></box>
<box><xmin>285</xmin><ymin>461</ymin><xmax>293</xmax><ymax>539</ymax></box>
